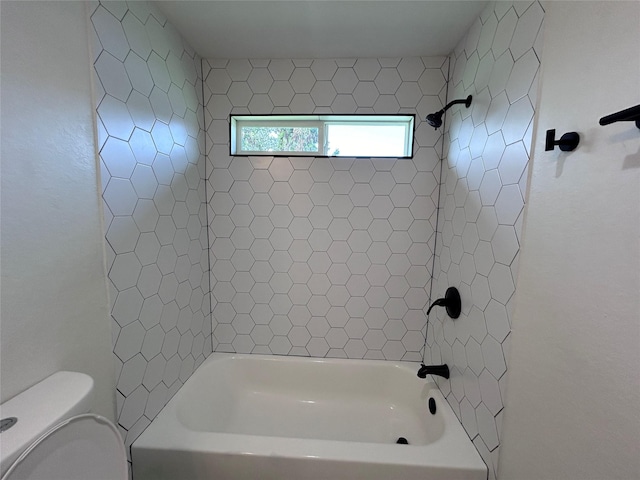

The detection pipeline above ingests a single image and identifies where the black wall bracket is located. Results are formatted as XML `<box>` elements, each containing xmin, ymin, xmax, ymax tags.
<box><xmin>545</xmin><ymin>129</ymin><xmax>580</xmax><ymax>152</ymax></box>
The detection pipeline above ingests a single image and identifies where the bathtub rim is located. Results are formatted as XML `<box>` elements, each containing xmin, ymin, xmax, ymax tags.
<box><xmin>133</xmin><ymin>352</ymin><xmax>487</xmax><ymax>474</ymax></box>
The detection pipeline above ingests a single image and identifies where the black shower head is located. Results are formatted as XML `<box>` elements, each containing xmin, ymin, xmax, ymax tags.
<box><xmin>425</xmin><ymin>95</ymin><xmax>472</xmax><ymax>130</ymax></box>
<box><xmin>426</xmin><ymin>111</ymin><xmax>444</xmax><ymax>129</ymax></box>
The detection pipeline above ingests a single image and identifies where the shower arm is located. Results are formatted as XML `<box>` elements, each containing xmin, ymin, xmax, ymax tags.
<box><xmin>436</xmin><ymin>95</ymin><xmax>473</xmax><ymax>116</ymax></box>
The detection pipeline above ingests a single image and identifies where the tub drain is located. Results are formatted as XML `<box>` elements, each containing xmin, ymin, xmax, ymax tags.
<box><xmin>396</xmin><ymin>437</ymin><xmax>409</xmax><ymax>444</ymax></box>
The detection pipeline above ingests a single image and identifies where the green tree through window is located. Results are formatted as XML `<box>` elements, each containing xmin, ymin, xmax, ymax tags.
<box><xmin>241</xmin><ymin>126</ymin><xmax>318</xmax><ymax>153</ymax></box>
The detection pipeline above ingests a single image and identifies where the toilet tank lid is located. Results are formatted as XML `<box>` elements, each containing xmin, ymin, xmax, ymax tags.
<box><xmin>0</xmin><ymin>372</ymin><xmax>94</xmax><ymax>477</ymax></box>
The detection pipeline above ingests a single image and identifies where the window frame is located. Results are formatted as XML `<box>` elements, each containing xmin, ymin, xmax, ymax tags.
<box><xmin>230</xmin><ymin>114</ymin><xmax>415</xmax><ymax>158</ymax></box>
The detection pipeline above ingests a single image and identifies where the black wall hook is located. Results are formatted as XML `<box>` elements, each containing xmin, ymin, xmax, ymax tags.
<box><xmin>545</xmin><ymin>129</ymin><xmax>580</xmax><ymax>152</ymax></box>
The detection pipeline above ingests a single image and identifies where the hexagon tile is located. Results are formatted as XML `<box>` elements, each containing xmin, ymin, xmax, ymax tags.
<box><xmin>425</xmin><ymin>2</ymin><xmax>545</xmax><ymax>479</ymax></box>
<box><xmin>90</xmin><ymin>0</ymin><xmax>212</xmax><ymax>461</ymax></box>
<box><xmin>204</xmin><ymin>56</ymin><xmax>449</xmax><ymax>362</ymax></box>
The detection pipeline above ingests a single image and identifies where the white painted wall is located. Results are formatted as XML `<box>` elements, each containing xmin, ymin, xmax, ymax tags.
<box><xmin>0</xmin><ymin>1</ymin><xmax>116</xmax><ymax>419</ymax></box>
<box><xmin>498</xmin><ymin>2</ymin><xmax>640</xmax><ymax>478</ymax></box>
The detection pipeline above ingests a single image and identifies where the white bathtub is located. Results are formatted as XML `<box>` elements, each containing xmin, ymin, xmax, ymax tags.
<box><xmin>132</xmin><ymin>353</ymin><xmax>486</xmax><ymax>480</ymax></box>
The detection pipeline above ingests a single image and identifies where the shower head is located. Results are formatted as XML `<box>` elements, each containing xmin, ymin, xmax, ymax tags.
<box><xmin>425</xmin><ymin>95</ymin><xmax>472</xmax><ymax>130</ymax></box>
<box><xmin>426</xmin><ymin>111</ymin><xmax>445</xmax><ymax>129</ymax></box>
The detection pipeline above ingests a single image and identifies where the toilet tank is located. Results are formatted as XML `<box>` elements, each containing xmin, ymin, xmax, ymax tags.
<box><xmin>0</xmin><ymin>372</ymin><xmax>94</xmax><ymax>477</ymax></box>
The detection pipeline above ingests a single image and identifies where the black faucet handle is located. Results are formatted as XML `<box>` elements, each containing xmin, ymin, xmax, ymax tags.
<box><xmin>425</xmin><ymin>287</ymin><xmax>461</xmax><ymax>318</ymax></box>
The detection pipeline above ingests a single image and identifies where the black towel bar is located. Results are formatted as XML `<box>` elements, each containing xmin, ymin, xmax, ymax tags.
<box><xmin>599</xmin><ymin>104</ymin><xmax>640</xmax><ymax>129</ymax></box>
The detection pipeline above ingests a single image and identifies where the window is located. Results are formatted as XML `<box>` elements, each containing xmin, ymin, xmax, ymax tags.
<box><xmin>230</xmin><ymin>115</ymin><xmax>414</xmax><ymax>158</ymax></box>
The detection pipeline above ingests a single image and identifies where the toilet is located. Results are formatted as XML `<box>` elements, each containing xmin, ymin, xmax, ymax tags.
<box><xmin>0</xmin><ymin>372</ymin><xmax>128</xmax><ymax>480</ymax></box>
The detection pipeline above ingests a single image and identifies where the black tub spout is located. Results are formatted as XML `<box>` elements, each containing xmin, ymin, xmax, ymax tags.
<box><xmin>417</xmin><ymin>364</ymin><xmax>450</xmax><ymax>379</ymax></box>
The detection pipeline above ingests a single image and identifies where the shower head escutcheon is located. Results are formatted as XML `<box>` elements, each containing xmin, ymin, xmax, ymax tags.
<box><xmin>425</xmin><ymin>95</ymin><xmax>473</xmax><ymax>130</ymax></box>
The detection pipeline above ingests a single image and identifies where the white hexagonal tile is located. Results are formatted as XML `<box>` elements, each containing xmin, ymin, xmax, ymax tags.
<box><xmin>488</xmin><ymin>53</ymin><xmax>514</xmax><ymax>99</ymax></box>
<box><xmin>492</xmin><ymin>224</ymin><xmax>519</xmax><ymax>266</ymax></box>
<box><xmin>349</xmin><ymin>184</ymin><xmax>374</xmax><ymax>207</ymax></box>
<box><xmin>168</xmin><ymin>85</ymin><xmax>187</xmax><ymax>119</ymax></box>
<box><xmin>221</xmin><ymin>59</ymin><xmax>249</xmax><ymax>82</ymax></box>
<box><xmin>98</xmin><ymin>95</ymin><xmax>135</xmax><ymax>141</ymax></box>
<box><xmin>265</xmin><ymin>59</ymin><xmax>293</xmax><ymax>80</ymax></box>
<box><xmin>463</xmin><ymin>52</ymin><xmax>480</xmax><ymax>91</ymax></box>
<box><xmin>461</xmin><ymin>368</ymin><xmax>482</xmax><ymax>409</ymax></box>
<box><xmin>310</xmin><ymin>81</ymin><xmax>337</xmax><ymax>107</ymax></box>
<box><xmin>247</xmin><ymin>68</ymin><xmax>273</xmax><ymax>94</ymax></box>
<box><xmin>331</xmin><ymin>68</ymin><xmax>358</xmax><ymax>94</ymax></box>
<box><xmin>488</xmin><ymin>263</ymin><xmax>515</xmax><ymax>305</ymax></box>
<box><xmin>498</xmin><ymin>141</ymin><xmax>528</xmax><ymax>187</ymax></box>
<box><xmin>492</xmin><ymin>7</ymin><xmax>517</xmax><ymax>57</ymax></box>
<box><xmin>373</xmin><ymin>95</ymin><xmax>400</xmax><ymax>114</ymax></box>
<box><xmin>471</xmin><ymin>274</ymin><xmax>492</xmax><ymax>311</ymax></box>
<box><xmin>502</xmin><ymin>96</ymin><xmax>534</xmax><ymax>145</ymax></box>
<box><xmin>384</xmin><ymin>297</ymin><xmax>408</xmax><ymax>320</ymax></box>
<box><xmin>479</xmin><ymin>368</ymin><xmax>503</xmax><ymax>415</ymax></box>
<box><xmin>289</xmin><ymin>68</ymin><xmax>315</xmax><ymax>93</ymax></box>
<box><xmin>289</xmin><ymin>326</ymin><xmax>311</xmax><ymax>347</ymax></box>
<box><xmin>374</xmin><ymin>69</ymin><xmax>402</xmax><ymax>95</ymax></box>
<box><xmin>110</xmin><ymin>252</ymin><xmax>142</xmax><ymax>291</ymax></box>
<box><xmin>114</xmin><ymin>322</ymin><xmax>146</xmax><ymax>362</ymax></box>
<box><xmin>206</xmin><ymin>68</ymin><xmax>232</xmax><ymax>94</ymax></box>
<box><xmin>250</xmin><ymin>282</ymin><xmax>274</xmax><ymax>304</ymax></box>
<box><xmin>344</xmin><ymin>339</ymin><xmax>366</xmax><ymax>358</ymax></box>
<box><xmin>138</xmin><ymin>264</ymin><xmax>162</xmax><ymax>298</ymax></box>
<box><xmin>106</xmin><ymin>215</ymin><xmax>140</xmax><ymax>255</ymax></box>
<box><xmin>248</xmin><ymin>94</ymin><xmax>274</xmax><ymax>114</ymax></box>
<box><xmin>347</xmin><ymin>230</ymin><xmax>372</xmax><ymax>253</ymax></box>
<box><xmin>474</xmin><ymin>240</ymin><xmax>495</xmax><ymax>277</ymax></box>
<box><xmin>481</xmin><ymin>335</ymin><xmax>507</xmax><ymax>379</ymax></box>
<box><xmin>397</xmin><ymin>58</ymin><xmax>424</xmax><ymax>82</ymax></box>
<box><xmin>511</xmin><ymin>2</ymin><xmax>544</xmax><ymax>60</ymax></box>
<box><xmin>265</xmin><ymin>159</ymin><xmax>292</xmax><ymax>183</ymax></box>
<box><xmin>352</xmin><ymin>82</ymin><xmax>379</xmax><ymax>108</ymax></box>
<box><xmin>506</xmin><ymin>50</ymin><xmax>539</xmax><ymax>103</ymax></box>
<box><xmin>344</xmin><ymin>274</ymin><xmax>368</xmax><ymax>297</ymax></box>
<box><xmin>494</xmin><ymin>184</ymin><xmax>523</xmax><ymax>226</ymax></box>
<box><xmin>163</xmin><ymin>353</ymin><xmax>182</xmax><ymax>386</ymax></box>
<box><xmin>119</xmin><ymin>385</ymin><xmax>149</xmax><ymax>430</ymax></box>
<box><xmin>288</xmin><ymin>93</ymin><xmax>315</xmax><ymax>113</ymax></box>
<box><xmin>95</xmin><ymin>52</ymin><xmax>132</xmax><ymax>103</ymax></box>
<box><xmin>139</xmin><ymin>295</ymin><xmax>163</xmax><ymax>330</ymax></box>
<box><xmin>325</xmin><ymin>195</ymin><xmax>351</xmax><ymax>219</ymax></box>
<box><xmin>226</xmin><ymin>157</ymin><xmax>252</xmax><ymax>182</ymax></box>
<box><xmin>363</xmin><ymin>286</ymin><xmax>386</xmax><ymax>308</ymax></box>
<box><xmin>147</xmin><ymin>89</ymin><xmax>173</xmax><ymax>128</ymax></box>
<box><xmin>112</xmin><ymin>287</ymin><xmax>144</xmax><ymax>328</ymax></box>
<box><xmin>92</xmin><ymin>6</ymin><xmax>129</xmax><ymax>61</ymax></box>
<box><xmin>381</xmin><ymin>340</ymin><xmax>405</xmax><ymax>361</ymax></box>
<box><xmin>309</xmin><ymin>59</ymin><xmax>337</xmax><ymax>81</ymax></box>
<box><xmin>485</xmin><ymin>299</ymin><xmax>510</xmax><ymax>343</ymax></box>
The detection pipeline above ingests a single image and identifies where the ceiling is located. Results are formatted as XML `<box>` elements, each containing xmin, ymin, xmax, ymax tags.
<box><xmin>154</xmin><ymin>1</ymin><xmax>488</xmax><ymax>59</ymax></box>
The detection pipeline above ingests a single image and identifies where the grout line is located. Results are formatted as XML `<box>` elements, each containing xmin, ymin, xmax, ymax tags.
<box><xmin>201</xmin><ymin>57</ymin><xmax>215</xmax><ymax>356</ymax></box>
<box><xmin>422</xmin><ymin>55</ymin><xmax>451</xmax><ymax>363</ymax></box>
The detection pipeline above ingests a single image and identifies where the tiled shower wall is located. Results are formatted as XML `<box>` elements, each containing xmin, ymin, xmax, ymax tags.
<box><xmin>425</xmin><ymin>2</ymin><xmax>544</xmax><ymax>478</ymax></box>
<box><xmin>90</xmin><ymin>0</ymin><xmax>211</xmax><ymax>455</ymax></box>
<box><xmin>204</xmin><ymin>57</ymin><xmax>448</xmax><ymax>360</ymax></box>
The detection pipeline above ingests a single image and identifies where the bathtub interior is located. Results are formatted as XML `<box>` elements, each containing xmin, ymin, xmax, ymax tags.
<box><xmin>133</xmin><ymin>354</ymin><xmax>488</xmax><ymax>480</ymax></box>
<box><xmin>175</xmin><ymin>356</ymin><xmax>444</xmax><ymax>445</ymax></box>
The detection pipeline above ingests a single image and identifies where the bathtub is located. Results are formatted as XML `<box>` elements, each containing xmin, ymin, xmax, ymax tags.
<box><xmin>132</xmin><ymin>353</ymin><xmax>487</xmax><ymax>480</ymax></box>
